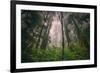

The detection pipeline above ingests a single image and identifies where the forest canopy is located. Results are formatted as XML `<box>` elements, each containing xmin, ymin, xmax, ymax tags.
<box><xmin>21</xmin><ymin>10</ymin><xmax>90</xmax><ymax>63</ymax></box>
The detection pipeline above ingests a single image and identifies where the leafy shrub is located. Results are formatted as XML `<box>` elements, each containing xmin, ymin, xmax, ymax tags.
<box><xmin>22</xmin><ymin>43</ymin><xmax>90</xmax><ymax>62</ymax></box>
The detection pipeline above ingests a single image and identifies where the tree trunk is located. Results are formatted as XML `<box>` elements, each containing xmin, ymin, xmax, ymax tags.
<box><xmin>61</xmin><ymin>13</ymin><xmax>64</xmax><ymax>60</ymax></box>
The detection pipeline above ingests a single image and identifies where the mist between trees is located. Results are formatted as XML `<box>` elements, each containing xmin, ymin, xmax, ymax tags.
<box><xmin>21</xmin><ymin>10</ymin><xmax>90</xmax><ymax>63</ymax></box>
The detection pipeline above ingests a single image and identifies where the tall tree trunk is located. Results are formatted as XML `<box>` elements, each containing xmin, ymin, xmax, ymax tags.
<box><xmin>40</xmin><ymin>20</ymin><xmax>52</xmax><ymax>49</ymax></box>
<box><xmin>61</xmin><ymin>13</ymin><xmax>64</xmax><ymax>60</ymax></box>
<box><xmin>64</xmin><ymin>24</ymin><xmax>70</xmax><ymax>47</ymax></box>
<box><xmin>35</xmin><ymin>12</ymin><xmax>49</xmax><ymax>48</ymax></box>
<box><xmin>72</xmin><ymin>16</ymin><xmax>84</xmax><ymax>48</ymax></box>
<box><xmin>35</xmin><ymin>24</ymin><xmax>44</xmax><ymax>48</ymax></box>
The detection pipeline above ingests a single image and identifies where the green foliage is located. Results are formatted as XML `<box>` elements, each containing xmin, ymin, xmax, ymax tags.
<box><xmin>21</xmin><ymin>48</ymin><xmax>33</xmax><ymax>62</ymax></box>
<box><xmin>21</xmin><ymin>43</ymin><xmax>90</xmax><ymax>62</ymax></box>
<box><xmin>64</xmin><ymin>42</ymin><xmax>90</xmax><ymax>60</ymax></box>
<box><xmin>30</xmin><ymin>48</ymin><xmax>62</xmax><ymax>62</ymax></box>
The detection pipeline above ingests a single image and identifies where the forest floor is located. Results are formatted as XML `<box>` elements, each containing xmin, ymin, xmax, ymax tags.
<box><xmin>22</xmin><ymin>44</ymin><xmax>90</xmax><ymax>63</ymax></box>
